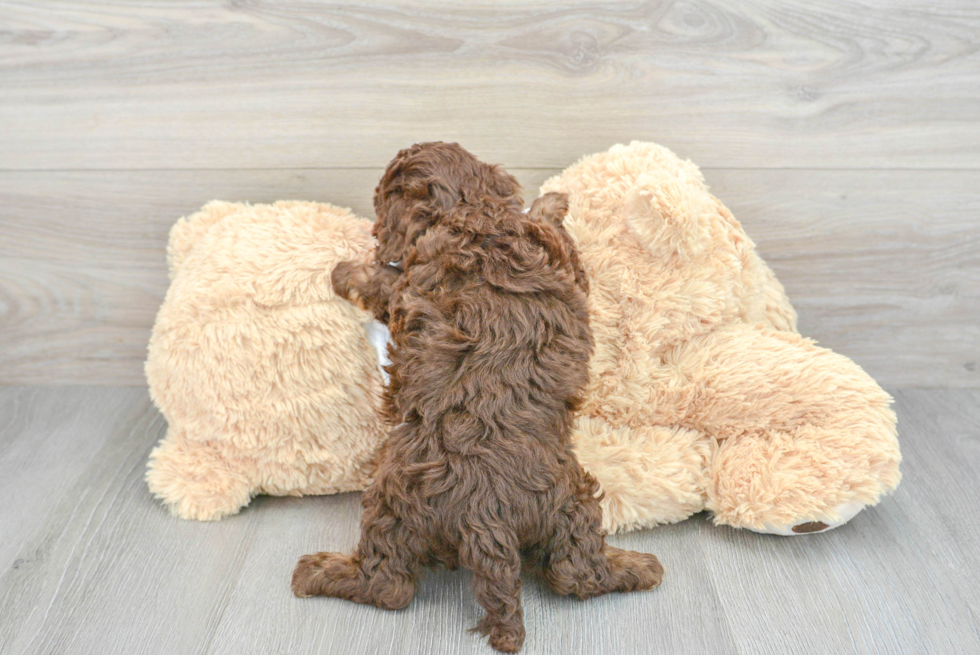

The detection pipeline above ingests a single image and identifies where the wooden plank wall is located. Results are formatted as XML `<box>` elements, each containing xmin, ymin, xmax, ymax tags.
<box><xmin>1</xmin><ymin>0</ymin><xmax>978</xmax><ymax>387</ymax></box>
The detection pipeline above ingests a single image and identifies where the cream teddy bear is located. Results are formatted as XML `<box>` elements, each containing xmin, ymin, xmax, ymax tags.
<box><xmin>145</xmin><ymin>201</ymin><xmax>389</xmax><ymax>520</ymax></box>
<box><xmin>544</xmin><ymin>142</ymin><xmax>900</xmax><ymax>535</ymax></box>
<box><xmin>146</xmin><ymin>143</ymin><xmax>901</xmax><ymax>535</ymax></box>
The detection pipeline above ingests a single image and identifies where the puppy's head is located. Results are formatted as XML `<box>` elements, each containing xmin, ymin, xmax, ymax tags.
<box><xmin>372</xmin><ymin>142</ymin><xmax>521</xmax><ymax>265</ymax></box>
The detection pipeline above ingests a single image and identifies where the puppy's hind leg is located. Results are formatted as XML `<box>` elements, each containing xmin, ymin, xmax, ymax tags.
<box><xmin>461</xmin><ymin>527</ymin><xmax>525</xmax><ymax>653</ymax></box>
<box><xmin>542</xmin><ymin>472</ymin><xmax>663</xmax><ymax>599</ymax></box>
<box><xmin>292</xmin><ymin>493</ymin><xmax>420</xmax><ymax>611</ymax></box>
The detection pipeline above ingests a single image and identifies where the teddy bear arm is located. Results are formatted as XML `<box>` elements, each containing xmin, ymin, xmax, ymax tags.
<box><xmin>145</xmin><ymin>427</ymin><xmax>256</xmax><ymax>521</ymax></box>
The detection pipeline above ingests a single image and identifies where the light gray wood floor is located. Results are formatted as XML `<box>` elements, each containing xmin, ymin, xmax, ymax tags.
<box><xmin>1</xmin><ymin>386</ymin><xmax>978</xmax><ymax>655</ymax></box>
<box><xmin>2</xmin><ymin>2</ymin><xmax>979</xmax><ymax>654</ymax></box>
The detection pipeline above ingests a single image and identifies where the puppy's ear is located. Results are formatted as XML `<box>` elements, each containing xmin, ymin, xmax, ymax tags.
<box><xmin>403</xmin><ymin>175</ymin><xmax>460</xmax><ymax>214</ymax></box>
<box><xmin>431</xmin><ymin>181</ymin><xmax>461</xmax><ymax>213</ymax></box>
<box><xmin>489</xmin><ymin>165</ymin><xmax>522</xmax><ymax>200</ymax></box>
<box><xmin>528</xmin><ymin>192</ymin><xmax>569</xmax><ymax>225</ymax></box>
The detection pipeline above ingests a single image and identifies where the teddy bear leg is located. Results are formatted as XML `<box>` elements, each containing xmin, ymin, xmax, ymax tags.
<box><xmin>681</xmin><ymin>324</ymin><xmax>900</xmax><ymax>536</ymax></box>
<box><xmin>705</xmin><ymin>425</ymin><xmax>898</xmax><ymax>536</ymax></box>
<box><xmin>748</xmin><ymin>500</ymin><xmax>867</xmax><ymax>536</ymax></box>
<box><xmin>572</xmin><ymin>417</ymin><xmax>711</xmax><ymax>534</ymax></box>
<box><xmin>145</xmin><ymin>428</ymin><xmax>255</xmax><ymax>521</ymax></box>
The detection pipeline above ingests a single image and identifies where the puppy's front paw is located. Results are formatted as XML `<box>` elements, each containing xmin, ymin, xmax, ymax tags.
<box><xmin>331</xmin><ymin>261</ymin><xmax>372</xmax><ymax>308</ymax></box>
<box><xmin>528</xmin><ymin>191</ymin><xmax>569</xmax><ymax>225</ymax></box>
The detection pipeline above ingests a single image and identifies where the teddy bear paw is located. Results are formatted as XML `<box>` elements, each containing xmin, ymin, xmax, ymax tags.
<box><xmin>145</xmin><ymin>434</ymin><xmax>255</xmax><ymax>521</ymax></box>
<box><xmin>747</xmin><ymin>501</ymin><xmax>867</xmax><ymax>536</ymax></box>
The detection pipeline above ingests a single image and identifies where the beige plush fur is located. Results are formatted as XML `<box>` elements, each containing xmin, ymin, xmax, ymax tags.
<box><xmin>145</xmin><ymin>201</ymin><xmax>388</xmax><ymax>520</ymax></box>
<box><xmin>542</xmin><ymin>142</ymin><xmax>900</xmax><ymax>533</ymax></box>
<box><xmin>145</xmin><ymin>143</ymin><xmax>900</xmax><ymax>534</ymax></box>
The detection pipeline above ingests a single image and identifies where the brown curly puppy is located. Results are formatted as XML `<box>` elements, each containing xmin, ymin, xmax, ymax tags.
<box><xmin>292</xmin><ymin>142</ymin><xmax>663</xmax><ymax>653</ymax></box>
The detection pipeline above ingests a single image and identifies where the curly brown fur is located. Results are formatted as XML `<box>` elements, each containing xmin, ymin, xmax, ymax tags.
<box><xmin>295</xmin><ymin>142</ymin><xmax>663</xmax><ymax>653</ymax></box>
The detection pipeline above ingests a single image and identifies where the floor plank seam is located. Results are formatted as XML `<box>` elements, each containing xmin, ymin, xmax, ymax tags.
<box><xmin>693</xmin><ymin>520</ymin><xmax>743</xmax><ymax>655</ymax></box>
<box><xmin>1</xmin><ymin>166</ymin><xmax>980</xmax><ymax>174</ymax></box>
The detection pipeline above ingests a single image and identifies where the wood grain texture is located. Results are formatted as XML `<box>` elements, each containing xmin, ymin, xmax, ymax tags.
<box><xmin>0</xmin><ymin>1</ymin><xmax>978</xmax><ymax>170</ymax></box>
<box><xmin>1</xmin><ymin>168</ymin><xmax>976</xmax><ymax>386</ymax></box>
<box><xmin>0</xmin><ymin>386</ymin><xmax>146</xmax><ymax>573</ymax></box>
<box><xmin>0</xmin><ymin>167</ymin><xmax>555</xmax><ymax>385</ymax></box>
<box><xmin>713</xmin><ymin>168</ymin><xmax>980</xmax><ymax>388</ymax></box>
<box><xmin>203</xmin><ymin>498</ymin><xmax>737</xmax><ymax>655</ymax></box>
<box><xmin>1</xmin><ymin>386</ymin><xmax>978</xmax><ymax>654</ymax></box>
<box><xmin>698</xmin><ymin>388</ymin><xmax>980</xmax><ymax>655</ymax></box>
<box><xmin>0</xmin><ymin>387</ymin><xmax>261</xmax><ymax>655</ymax></box>
<box><xmin>1</xmin><ymin>2</ymin><xmax>977</xmax><ymax>653</ymax></box>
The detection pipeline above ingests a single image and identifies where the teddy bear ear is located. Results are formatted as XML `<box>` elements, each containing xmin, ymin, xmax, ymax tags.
<box><xmin>625</xmin><ymin>175</ymin><xmax>709</xmax><ymax>260</ymax></box>
<box><xmin>166</xmin><ymin>201</ymin><xmax>244</xmax><ymax>278</ymax></box>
